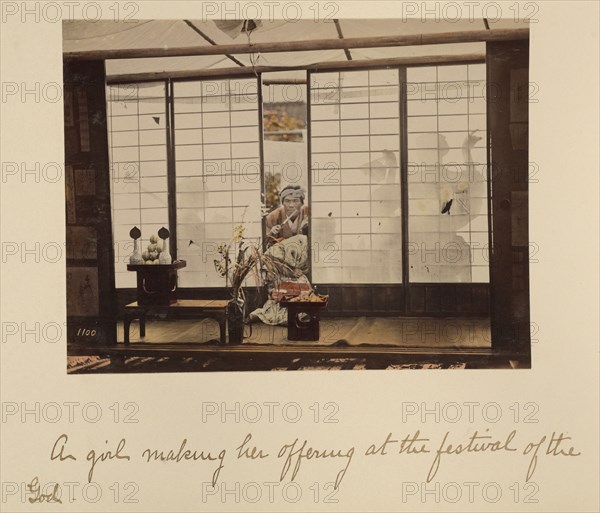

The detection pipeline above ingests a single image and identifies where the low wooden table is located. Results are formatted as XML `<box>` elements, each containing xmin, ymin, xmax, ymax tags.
<box><xmin>123</xmin><ymin>299</ymin><xmax>229</xmax><ymax>345</ymax></box>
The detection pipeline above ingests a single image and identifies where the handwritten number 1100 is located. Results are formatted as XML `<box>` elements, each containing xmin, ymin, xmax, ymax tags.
<box><xmin>309</xmin><ymin>402</ymin><xmax>339</xmax><ymax>423</ymax></box>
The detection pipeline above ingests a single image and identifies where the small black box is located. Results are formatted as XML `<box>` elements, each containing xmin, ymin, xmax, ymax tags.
<box><xmin>282</xmin><ymin>301</ymin><xmax>327</xmax><ymax>342</ymax></box>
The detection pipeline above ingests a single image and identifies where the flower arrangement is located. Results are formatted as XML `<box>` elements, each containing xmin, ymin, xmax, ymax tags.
<box><xmin>213</xmin><ymin>224</ymin><xmax>254</xmax><ymax>306</ymax></box>
<box><xmin>213</xmin><ymin>223</ymin><xmax>299</xmax><ymax>318</ymax></box>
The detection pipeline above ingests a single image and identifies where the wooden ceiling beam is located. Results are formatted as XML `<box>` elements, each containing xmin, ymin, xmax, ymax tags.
<box><xmin>67</xmin><ymin>27</ymin><xmax>528</xmax><ymax>61</ymax></box>
<box><xmin>106</xmin><ymin>53</ymin><xmax>486</xmax><ymax>84</ymax></box>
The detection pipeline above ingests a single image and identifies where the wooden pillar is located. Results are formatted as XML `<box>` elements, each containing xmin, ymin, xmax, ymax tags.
<box><xmin>64</xmin><ymin>60</ymin><xmax>117</xmax><ymax>347</ymax></box>
<box><xmin>486</xmin><ymin>40</ymin><xmax>530</xmax><ymax>359</ymax></box>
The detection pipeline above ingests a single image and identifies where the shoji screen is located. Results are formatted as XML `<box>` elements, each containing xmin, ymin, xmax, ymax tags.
<box><xmin>310</xmin><ymin>69</ymin><xmax>403</xmax><ymax>284</ymax></box>
<box><xmin>107</xmin><ymin>82</ymin><xmax>169</xmax><ymax>288</ymax></box>
<box><xmin>173</xmin><ymin>79</ymin><xmax>261</xmax><ymax>287</ymax></box>
<box><xmin>406</xmin><ymin>64</ymin><xmax>489</xmax><ymax>283</ymax></box>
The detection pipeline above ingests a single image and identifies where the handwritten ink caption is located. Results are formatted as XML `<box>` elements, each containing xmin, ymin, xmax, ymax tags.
<box><xmin>364</xmin><ymin>429</ymin><xmax>580</xmax><ymax>485</ymax></box>
<box><xmin>1</xmin><ymin>478</ymin><xmax>139</xmax><ymax>505</ymax></box>
<box><xmin>25</xmin><ymin>425</ymin><xmax>582</xmax><ymax>507</ymax></box>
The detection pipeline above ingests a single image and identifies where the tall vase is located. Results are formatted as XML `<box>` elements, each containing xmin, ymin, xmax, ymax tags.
<box><xmin>129</xmin><ymin>238</ymin><xmax>144</xmax><ymax>265</ymax></box>
<box><xmin>227</xmin><ymin>299</ymin><xmax>244</xmax><ymax>345</ymax></box>
<box><xmin>159</xmin><ymin>237</ymin><xmax>172</xmax><ymax>264</ymax></box>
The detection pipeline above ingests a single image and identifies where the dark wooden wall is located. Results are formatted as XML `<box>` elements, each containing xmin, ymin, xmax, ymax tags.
<box><xmin>114</xmin><ymin>283</ymin><xmax>488</xmax><ymax>319</ymax></box>
<box><xmin>487</xmin><ymin>40</ymin><xmax>530</xmax><ymax>355</ymax></box>
<box><xmin>64</xmin><ymin>60</ymin><xmax>116</xmax><ymax>346</ymax></box>
<box><xmin>315</xmin><ymin>284</ymin><xmax>488</xmax><ymax>317</ymax></box>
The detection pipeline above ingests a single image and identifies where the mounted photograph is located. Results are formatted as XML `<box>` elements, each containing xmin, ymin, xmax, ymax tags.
<box><xmin>62</xmin><ymin>17</ymin><xmax>531</xmax><ymax>373</ymax></box>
